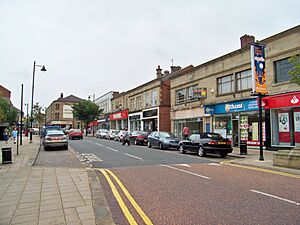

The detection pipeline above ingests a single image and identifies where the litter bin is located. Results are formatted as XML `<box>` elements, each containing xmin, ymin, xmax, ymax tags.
<box><xmin>240</xmin><ymin>141</ymin><xmax>247</xmax><ymax>155</ymax></box>
<box><xmin>2</xmin><ymin>147</ymin><xmax>12</xmax><ymax>164</ymax></box>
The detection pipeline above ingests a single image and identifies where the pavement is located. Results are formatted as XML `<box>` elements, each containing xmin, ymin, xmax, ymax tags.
<box><xmin>0</xmin><ymin>136</ymin><xmax>299</xmax><ymax>225</ymax></box>
<box><xmin>0</xmin><ymin>136</ymin><xmax>114</xmax><ymax>225</ymax></box>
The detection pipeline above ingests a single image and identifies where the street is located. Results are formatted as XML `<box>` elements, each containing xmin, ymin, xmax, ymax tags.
<box><xmin>64</xmin><ymin>137</ymin><xmax>300</xmax><ymax>225</ymax></box>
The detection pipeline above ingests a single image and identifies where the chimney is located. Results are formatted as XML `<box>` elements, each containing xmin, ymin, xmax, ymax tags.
<box><xmin>240</xmin><ymin>34</ymin><xmax>255</xmax><ymax>48</ymax></box>
<box><xmin>163</xmin><ymin>70</ymin><xmax>170</xmax><ymax>76</ymax></box>
<box><xmin>156</xmin><ymin>65</ymin><xmax>162</xmax><ymax>78</ymax></box>
<box><xmin>60</xmin><ymin>93</ymin><xmax>63</xmax><ymax>98</ymax></box>
<box><xmin>171</xmin><ymin>66</ymin><xmax>181</xmax><ymax>73</ymax></box>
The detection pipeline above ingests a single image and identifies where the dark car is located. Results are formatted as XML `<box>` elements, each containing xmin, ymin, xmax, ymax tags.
<box><xmin>68</xmin><ymin>129</ymin><xmax>83</xmax><ymax>140</ymax></box>
<box><xmin>128</xmin><ymin>131</ymin><xmax>149</xmax><ymax>145</ymax></box>
<box><xmin>147</xmin><ymin>131</ymin><xmax>180</xmax><ymax>150</ymax></box>
<box><xmin>179</xmin><ymin>132</ymin><xmax>232</xmax><ymax>158</ymax></box>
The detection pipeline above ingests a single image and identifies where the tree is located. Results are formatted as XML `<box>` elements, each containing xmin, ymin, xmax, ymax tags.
<box><xmin>32</xmin><ymin>102</ymin><xmax>45</xmax><ymax>129</ymax></box>
<box><xmin>288</xmin><ymin>55</ymin><xmax>300</xmax><ymax>85</ymax></box>
<box><xmin>0</xmin><ymin>98</ymin><xmax>18</xmax><ymax>126</ymax></box>
<box><xmin>72</xmin><ymin>100</ymin><xmax>103</xmax><ymax>135</ymax></box>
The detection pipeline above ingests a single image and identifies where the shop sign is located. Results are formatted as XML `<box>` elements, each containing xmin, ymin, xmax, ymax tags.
<box><xmin>193</xmin><ymin>88</ymin><xmax>207</xmax><ymax>99</ymax></box>
<box><xmin>204</xmin><ymin>99</ymin><xmax>258</xmax><ymax>114</ymax></box>
<box><xmin>251</xmin><ymin>43</ymin><xmax>267</xmax><ymax>94</ymax></box>
<box><xmin>63</xmin><ymin>105</ymin><xmax>73</xmax><ymax>119</ymax></box>
<box><xmin>129</xmin><ymin>114</ymin><xmax>141</xmax><ymax>121</ymax></box>
<box><xmin>143</xmin><ymin>109</ymin><xmax>158</xmax><ymax>118</ymax></box>
<box><xmin>109</xmin><ymin>109</ymin><xmax>128</xmax><ymax>121</ymax></box>
<box><xmin>262</xmin><ymin>92</ymin><xmax>300</xmax><ymax>109</ymax></box>
<box><xmin>278</xmin><ymin>112</ymin><xmax>289</xmax><ymax>132</ymax></box>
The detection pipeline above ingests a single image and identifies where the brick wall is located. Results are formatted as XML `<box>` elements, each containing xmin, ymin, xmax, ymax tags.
<box><xmin>159</xmin><ymin>106</ymin><xmax>171</xmax><ymax>131</ymax></box>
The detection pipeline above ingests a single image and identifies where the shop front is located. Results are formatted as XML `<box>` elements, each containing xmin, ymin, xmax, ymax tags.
<box><xmin>109</xmin><ymin>109</ymin><xmax>128</xmax><ymax>130</ymax></box>
<box><xmin>128</xmin><ymin>112</ymin><xmax>142</xmax><ymax>131</ymax></box>
<box><xmin>142</xmin><ymin>108</ymin><xmax>158</xmax><ymax>132</ymax></box>
<box><xmin>97</xmin><ymin>114</ymin><xmax>110</xmax><ymax>130</ymax></box>
<box><xmin>263</xmin><ymin>91</ymin><xmax>300</xmax><ymax>147</ymax></box>
<box><xmin>205</xmin><ymin>98</ymin><xmax>265</xmax><ymax>147</ymax></box>
<box><xmin>171</xmin><ymin>107</ymin><xmax>206</xmax><ymax>139</ymax></box>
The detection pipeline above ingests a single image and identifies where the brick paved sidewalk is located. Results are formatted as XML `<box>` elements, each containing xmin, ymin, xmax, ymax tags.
<box><xmin>0</xmin><ymin>136</ymin><xmax>114</xmax><ymax>225</ymax></box>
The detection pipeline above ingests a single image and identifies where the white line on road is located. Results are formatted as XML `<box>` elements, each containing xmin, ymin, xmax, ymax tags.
<box><xmin>208</xmin><ymin>163</ymin><xmax>222</xmax><ymax>166</ymax></box>
<box><xmin>86</xmin><ymin>140</ymin><xmax>92</xmax><ymax>143</ymax></box>
<box><xmin>251</xmin><ymin>190</ymin><xmax>300</xmax><ymax>206</ymax></box>
<box><xmin>176</xmin><ymin>164</ymin><xmax>191</xmax><ymax>167</ymax></box>
<box><xmin>124</xmin><ymin>153</ymin><xmax>143</xmax><ymax>160</ymax></box>
<box><xmin>106</xmin><ymin>147</ymin><xmax>119</xmax><ymax>152</ymax></box>
<box><xmin>160</xmin><ymin>165</ymin><xmax>211</xmax><ymax>179</ymax></box>
<box><xmin>95</xmin><ymin>143</ymin><xmax>103</xmax><ymax>147</ymax></box>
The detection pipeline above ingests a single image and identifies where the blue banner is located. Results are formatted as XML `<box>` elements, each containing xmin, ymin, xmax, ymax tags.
<box><xmin>205</xmin><ymin>99</ymin><xmax>258</xmax><ymax>114</ymax></box>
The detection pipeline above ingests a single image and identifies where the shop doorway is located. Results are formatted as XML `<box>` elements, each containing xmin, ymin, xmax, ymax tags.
<box><xmin>232</xmin><ymin>118</ymin><xmax>239</xmax><ymax>147</ymax></box>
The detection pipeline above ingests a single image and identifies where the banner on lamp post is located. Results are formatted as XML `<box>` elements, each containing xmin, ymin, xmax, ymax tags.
<box><xmin>251</xmin><ymin>43</ymin><xmax>267</xmax><ymax>94</ymax></box>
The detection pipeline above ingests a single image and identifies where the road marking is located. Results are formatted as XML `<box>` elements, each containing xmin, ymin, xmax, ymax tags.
<box><xmin>124</xmin><ymin>153</ymin><xmax>143</xmax><ymax>160</ymax></box>
<box><xmin>221</xmin><ymin>161</ymin><xmax>300</xmax><ymax>179</ymax></box>
<box><xmin>106</xmin><ymin>170</ymin><xmax>153</xmax><ymax>225</ymax></box>
<box><xmin>176</xmin><ymin>164</ymin><xmax>191</xmax><ymax>167</ymax></box>
<box><xmin>95</xmin><ymin>143</ymin><xmax>103</xmax><ymax>147</ymax></box>
<box><xmin>99</xmin><ymin>169</ymin><xmax>138</xmax><ymax>225</ymax></box>
<box><xmin>86</xmin><ymin>140</ymin><xmax>92</xmax><ymax>143</ymax></box>
<box><xmin>81</xmin><ymin>153</ymin><xmax>102</xmax><ymax>162</ymax></box>
<box><xmin>208</xmin><ymin>163</ymin><xmax>222</xmax><ymax>166</ymax></box>
<box><xmin>160</xmin><ymin>164</ymin><xmax>211</xmax><ymax>179</ymax></box>
<box><xmin>251</xmin><ymin>190</ymin><xmax>300</xmax><ymax>206</ymax></box>
<box><xmin>106</xmin><ymin>147</ymin><xmax>119</xmax><ymax>152</ymax></box>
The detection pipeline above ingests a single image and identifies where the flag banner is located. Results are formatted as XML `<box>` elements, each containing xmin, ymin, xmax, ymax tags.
<box><xmin>251</xmin><ymin>43</ymin><xmax>267</xmax><ymax>94</ymax></box>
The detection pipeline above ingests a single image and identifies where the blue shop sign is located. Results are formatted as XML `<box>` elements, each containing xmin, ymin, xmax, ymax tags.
<box><xmin>205</xmin><ymin>99</ymin><xmax>258</xmax><ymax>114</ymax></box>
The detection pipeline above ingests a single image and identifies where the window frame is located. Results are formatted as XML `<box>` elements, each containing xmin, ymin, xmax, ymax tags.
<box><xmin>274</xmin><ymin>57</ymin><xmax>293</xmax><ymax>84</ymax></box>
<box><xmin>236</xmin><ymin>69</ymin><xmax>252</xmax><ymax>92</ymax></box>
<box><xmin>186</xmin><ymin>84</ymin><xmax>199</xmax><ymax>103</ymax></box>
<box><xmin>175</xmin><ymin>88</ymin><xmax>186</xmax><ymax>105</ymax></box>
<box><xmin>217</xmin><ymin>74</ymin><xmax>234</xmax><ymax>96</ymax></box>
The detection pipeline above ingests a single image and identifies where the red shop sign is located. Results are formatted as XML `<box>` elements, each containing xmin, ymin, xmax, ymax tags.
<box><xmin>262</xmin><ymin>92</ymin><xmax>300</xmax><ymax>109</ymax></box>
<box><xmin>109</xmin><ymin>109</ymin><xmax>128</xmax><ymax>121</ymax></box>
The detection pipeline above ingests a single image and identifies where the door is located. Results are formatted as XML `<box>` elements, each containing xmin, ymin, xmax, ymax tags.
<box><xmin>205</xmin><ymin>123</ymin><xmax>211</xmax><ymax>132</ymax></box>
<box><xmin>232</xmin><ymin>118</ymin><xmax>239</xmax><ymax>147</ymax></box>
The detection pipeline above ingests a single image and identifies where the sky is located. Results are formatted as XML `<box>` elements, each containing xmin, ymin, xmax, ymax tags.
<box><xmin>1</xmin><ymin>0</ymin><xmax>300</xmax><ymax>109</ymax></box>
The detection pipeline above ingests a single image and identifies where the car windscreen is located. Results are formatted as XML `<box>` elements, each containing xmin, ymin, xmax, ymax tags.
<box><xmin>202</xmin><ymin>133</ymin><xmax>222</xmax><ymax>139</ymax></box>
<box><xmin>160</xmin><ymin>132</ymin><xmax>175</xmax><ymax>138</ymax></box>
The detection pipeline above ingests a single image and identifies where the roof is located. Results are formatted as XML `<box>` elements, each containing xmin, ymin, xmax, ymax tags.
<box><xmin>56</xmin><ymin>95</ymin><xmax>83</xmax><ymax>103</ymax></box>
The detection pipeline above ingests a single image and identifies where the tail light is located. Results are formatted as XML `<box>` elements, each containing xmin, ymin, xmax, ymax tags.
<box><xmin>226</xmin><ymin>140</ymin><xmax>231</xmax><ymax>145</ymax></box>
<box><xmin>137</xmin><ymin>135</ymin><xmax>144</xmax><ymax>139</ymax></box>
<box><xmin>208</xmin><ymin>140</ymin><xmax>218</xmax><ymax>145</ymax></box>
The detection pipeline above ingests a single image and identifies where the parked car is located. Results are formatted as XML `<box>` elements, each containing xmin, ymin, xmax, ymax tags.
<box><xmin>129</xmin><ymin>131</ymin><xmax>149</xmax><ymax>145</ymax></box>
<box><xmin>96</xmin><ymin>129</ymin><xmax>108</xmax><ymax>139</ymax></box>
<box><xmin>68</xmin><ymin>129</ymin><xmax>83</xmax><ymax>140</ymax></box>
<box><xmin>106</xmin><ymin>130</ymin><xmax>118</xmax><ymax>140</ymax></box>
<box><xmin>115</xmin><ymin>130</ymin><xmax>127</xmax><ymax>142</ymax></box>
<box><xmin>147</xmin><ymin>131</ymin><xmax>180</xmax><ymax>150</ymax></box>
<box><xmin>178</xmin><ymin>132</ymin><xmax>232</xmax><ymax>158</ymax></box>
<box><xmin>43</xmin><ymin>130</ymin><xmax>68</xmax><ymax>150</ymax></box>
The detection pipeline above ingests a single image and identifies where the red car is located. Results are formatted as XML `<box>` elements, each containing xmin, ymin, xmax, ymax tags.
<box><xmin>68</xmin><ymin>129</ymin><xmax>83</xmax><ymax>140</ymax></box>
<box><xmin>129</xmin><ymin>131</ymin><xmax>149</xmax><ymax>145</ymax></box>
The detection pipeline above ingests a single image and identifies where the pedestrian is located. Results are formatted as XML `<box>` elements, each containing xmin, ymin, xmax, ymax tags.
<box><xmin>12</xmin><ymin>127</ymin><xmax>18</xmax><ymax>144</ymax></box>
<box><xmin>3</xmin><ymin>128</ymin><xmax>9</xmax><ymax>144</ymax></box>
<box><xmin>122</xmin><ymin>130</ymin><xmax>130</xmax><ymax>146</ymax></box>
<box><xmin>182</xmin><ymin>124</ymin><xmax>190</xmax><ymax>140</ymax></box>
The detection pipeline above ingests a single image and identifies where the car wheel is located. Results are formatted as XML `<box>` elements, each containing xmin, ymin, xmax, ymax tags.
<box><xmin>179</xmin><ymin>144</ymin><xmax>185</xmax><ymax>154</ymax></box>
<box><xmin>148</xmin><ymin>141</ymin><xmax>152</xmax><ymax>148</ymax></box>
<box><xmin>220</xmin><ymin>152</ymin><xmax>228</xmax><ymax>158</ymax></box>
<box><xmin>159</xmin><ymin>142</ymin><xmax>164</xmax><ymax>150</ymax></box>
<box><xmin>65</xmin><ymin>145</ymin><xmax>68</xmax><ymax>150</ymax></box>
<box><xmin>198</xmin><ymin>146</ymin><xmax>206</xmax><ymax>157</ymax></box>
<box><xmin>44</xmin><ymin>146</ymin><xmax>48</xmax><ymax>151</ymax></box>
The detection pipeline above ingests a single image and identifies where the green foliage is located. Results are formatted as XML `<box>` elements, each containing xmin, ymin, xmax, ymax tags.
<box><xmin>32</xmin><ymin>102</ymin><xmax>45</xmax><ymax>127</ymax></box>
<box><xmin>0</xmin><ymin>98</ymin><xmax>18</xmax><ymax>125</ymax></box>
<box><xmin>288</xmin><ymin>55</ymin><xmax>300</xmax><ymax>85</ymax></box>
<box><xmin>72</xmin><ymin>100</ymin><xmax>102</xmax><ymax>126</ymax></box>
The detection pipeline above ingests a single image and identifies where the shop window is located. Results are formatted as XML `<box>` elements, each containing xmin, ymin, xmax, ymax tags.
<box><xmin>175</xmin><ymin>88</ymin><xmax>186</xmax><ymax>105</ymax></box>
<box><xmin>187</xmin><ymin>85</ymin><xmax>198</xmax><ymax>102</ymax></box>
<box><xmin>236</xmin><ymin>70</ymin><xmax>252</xmax><ymax>91</ymax></box>
<box><xmin>274</xmin><ymin>58</ymin><xmax>293</xmax><ymax>83</ymax></box>
<box><xmin>217</xmin><ymin>74</ymin><xmax>234</xmax><ymax>95</ymax></box>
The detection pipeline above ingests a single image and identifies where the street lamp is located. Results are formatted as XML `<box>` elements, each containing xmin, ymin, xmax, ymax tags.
<box><xmin>25</xmin><ymin>103</ymin><xmax>29</xmax><ymax>136</ymax></box>
<box><xmin>30</xmin><ymin>61</ymin><xmax>47</xmax><ymax>143</ymax></box>
<box><xmin>88</xmin><ymin>94</ymin><xmax>95</xmax><ymax>102</ymax></box>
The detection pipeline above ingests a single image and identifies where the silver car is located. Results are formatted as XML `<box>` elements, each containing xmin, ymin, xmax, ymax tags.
<box><xmin>96</xmin><ymin>129</ymin><xmax>108</xmax><ymax>139</ymax></box>
<box><xmin>43</xmin><ymin>130</ymin><xmax>68</xmax><ymax>150</ymax></box>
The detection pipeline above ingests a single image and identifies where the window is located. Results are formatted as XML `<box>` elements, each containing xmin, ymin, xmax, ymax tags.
<box><xmin>55</xmin><ymin>103</ymin><xmax>60</xmax><ymax>110</ymax></box>
<box><xmin>151</xmin><ymin>90</ymin><xmax>157</xmax><ymax>106</ymax></box>
<box><xmin>136</xmin><ymin>96</ymin><xmax>142</xmax><ymax>110</ymax></box>
<box><xmin>144</xmin><ymin>92</ymin><xmax>150</xmax><ymax>107</ymax></box>
<box><xmin>130</xmin><ymin>98</ymin><xmax>135</xmax><ymax>110</ymax></box>
<box><xmin>217</xmin><ymin>75</ymin><xmax>234</xmax><ymax>95</ymax></box>
<box><xmin>274</xmin><ymin>58</ymin><xmax>293</xmax><ymax>83</ymax></box>
<box><xmin>187</xmin><ymin>85</ymin><xmax>198</xmax><ymax>102</ymax></box>
<box><xmin>55</xmin><ymin>112</ymin><xmax>60</xmax><ymax>119</ymax></box>
<box><xmin>175</xmin><ymin>88</ymin><xmax>186</xmax><ymax>105</ymax></box>
<box><xmin>236</xmin><ymin>70</ymin><xmax>252</xmax><ymax>91</ymax></box>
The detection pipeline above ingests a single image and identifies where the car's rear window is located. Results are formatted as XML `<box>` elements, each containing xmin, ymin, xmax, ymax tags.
<box><xmin>46</xmin><ymin>130</ymin><xmax>64</xmax><ymax>136</ymax></box>
<box><xmin>160</xmin><ymin>132</ymin><xmax>175</xmax><ymax>138</ymax></box>
<box><xmin>72</xmin><ymin>129</ymin><xmax>81</xmax><ymax>132</ymax></box>
<box><xmin>202</xmin><ymin>133</ymin><xmax>222</xmax><ymax>139</ymax></box>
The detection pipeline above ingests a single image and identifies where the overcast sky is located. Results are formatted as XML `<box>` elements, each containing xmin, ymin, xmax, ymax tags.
<box><xmin>1</xmin><ymin>0</ymin><xmax>300</xmax><ymax>109</ymax></box>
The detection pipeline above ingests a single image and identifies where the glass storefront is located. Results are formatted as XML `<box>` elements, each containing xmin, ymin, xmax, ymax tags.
<box><xmin>173</xmin><ymin>118</ymin><xmax>203</xmax><ymax>139</ymax></box>
<box><xmin>143</xmin><ymin>119</ymin><xmax>157</xmax><ymax>132</ymax></box>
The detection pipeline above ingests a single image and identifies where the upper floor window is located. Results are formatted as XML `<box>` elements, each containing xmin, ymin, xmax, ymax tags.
<box><xmin>55</xmin><ymin>112</ymin><xmax>60</xmax><ymax>119</ymax></box>
<box><xmin>176</xmin><ymin>88</ymin><xmax>186</xmax><ymax>105</ymax></box>
<box><xmin>144</xmin><ymin>92</ymin><xmax>151</xmax><ymax>107</ymax></box>
<box><xmin>274</xmin><ymin>58</ymin><xmax>292</xmax><ymax>83</ymax></box>
<box><xmin>136</xmin><ymin>96</ymin><xmax>142</xmax><ymax>110</ymax></box>
<box><xmin>187</xmin><ymin>85</ymin><xmax>198</xmax><ymax>102</ymax></box>
<box><xmin>217</xmin><ymin>74</ymin><xmax>234</xmax><ymax>95</ymax></box>
<box><xmin>236</xmin><ymin>70</ymin><xmax>252</xmax><ymax>91</ymax></box>
<box><xmin>55</xmin><ymin>103</ymin><xmax>60</xmax><ymax>110</ymax></box>
<box><xmin>151</xmin><ymin>90</ymin><xmax>157</xmax><ymax>106</ymax></box>
<box><xmin>130</xmin><ymin>98</ymin><xmax>135</xmax><ymax>110</ymax></box>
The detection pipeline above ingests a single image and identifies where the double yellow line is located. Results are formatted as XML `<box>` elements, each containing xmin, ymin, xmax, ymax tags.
<box><xmin>100</xmin><ymin>169</ymin><xmax>153</xmax><ymax>225</ymax></box>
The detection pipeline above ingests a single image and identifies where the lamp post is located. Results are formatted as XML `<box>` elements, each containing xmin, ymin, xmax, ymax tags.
<box><xmin>25</xmin><ymin>103</ymin><xmax>29</xmax><ymax>136</ymax></box>
<box><xmin>88</xmin><ymin>94</ymin><xmax>95</xmax><ymax>102</ymax></box>
<box><xmin>30</xmin><ymin>61</ymin><xmax>47</xmax><ymax>143</ymax></box>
